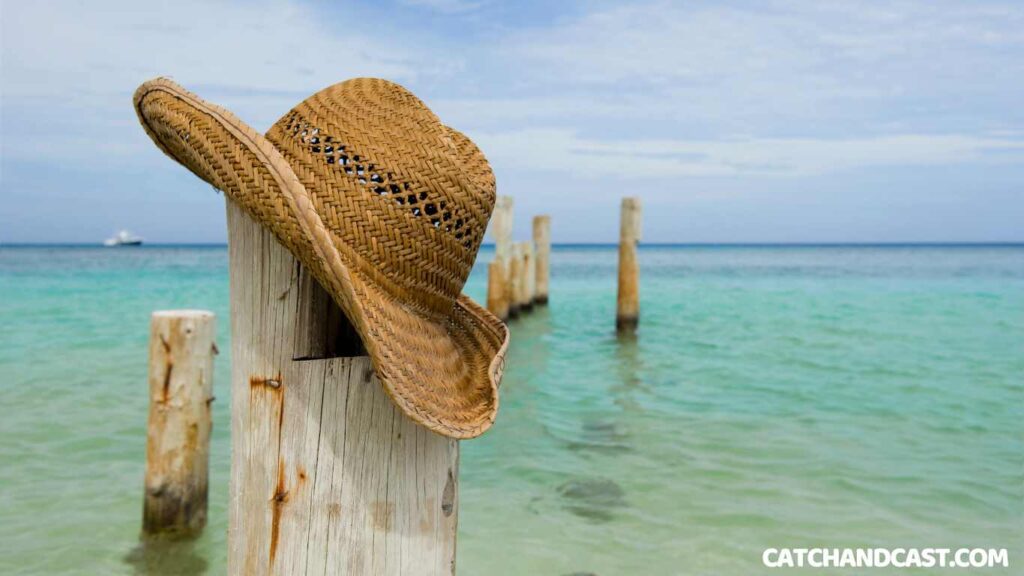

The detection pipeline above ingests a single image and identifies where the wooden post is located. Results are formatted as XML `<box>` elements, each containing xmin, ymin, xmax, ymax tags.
<box><xmin>144</xmin><ymin>309</ymin><xmax>216</xmax><ymax>538</ymax></box>
<box><xmin>486</xmin><ymin>260</ymin><xmax>509</xmax><ymax>321</ymax></box>
<box><xmin>507</xmin><ymin>243</ymin><xmax>522</xmax><ymax>318</ymax></box>
<box><xmin>512</xmin><ymin>242</ymin><xmax>531</xmax><ymax>313</ymax></box>
<box><xmin>493</xmin><ymin>196</ymin><xmax>513</xmax><ymax>271</ymax></box>
<box><xmin>616</xmin><ymin>197</ymin><xmax>642</xmax><ymax>334</ymax></box>
<box><xmin>225</xmin><ymin>200</ymin><xmax>459</xmax><ymax>575</ymax></box>
<box><xmin>492</xmin><ymin>196</ymin><xmax>514</xmax><ymax>316</ymax></box>
<box><xmin>522</xmin><ymin>241</ymin><xmax>536</xmax><ymax>311</ymax></box>
<box><xmin>487</xmin><ymin>196</ymin><xmax>514</xmax><ymax>322</ymax></box>
<box><xmin>532</xmin><ymin>216</ymin><xmax>550</xmax><ymax>305</ymax></box>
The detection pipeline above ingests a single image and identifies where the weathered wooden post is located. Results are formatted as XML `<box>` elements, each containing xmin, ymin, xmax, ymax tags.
<box><xmin>513</xmin><ymin>242</ymin><xmax>532</xmax><ymax>313</ymax></box>
<box><xmin>486</xmin><ymin>260</ymin><xmax>509</xmax><ymax>321</ymax></box>
<box><xmin>488</xmin><ymin>196</ymin><xmax>514</xmax><ymax>320</ymax></box>
<box><xmin>523</xmin><ymin>241</ymin><xmax>536</xmax><ymax>311</ymax></box>
<box><xmin>493</xmin><ymin>196</ymin><xmax>514</xmax><ymax>272</ymax></box>
<box><xmin>616</xmin><ymin>197</ymin><xmax>642</xmax><ymax>334</ymax></box>
<box><xmin>144</xmin><ymin>310</ymin><xmax>216</xmax><ymax>538</ymax></box>
<box><xmin>225</xmin><ymin>201</ymin><xmax>459</xmax><ymax>575</ymax></box>
<box><xmin>532</xmin><ymin>215</ymin><xmax>550</xmax><ymax>305</ymax></box>
<box><xmin>507</xmin><ymin>243</ymin><xmax>523</xmax><ymax>319</ymax></box>
<box><xmin>487</xmin><ymin>196</ymin><xmax>514</xmax><ymax>322</ymax></box>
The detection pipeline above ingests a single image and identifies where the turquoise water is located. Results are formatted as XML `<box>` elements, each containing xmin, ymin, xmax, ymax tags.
<box><xmin>1</xmin><ymin>245</ymin><xmax>1021</xmax><ymax>575</ymax></box>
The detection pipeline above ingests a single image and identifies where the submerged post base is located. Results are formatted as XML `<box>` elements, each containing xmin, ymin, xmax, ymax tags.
<box><xmin>616</xmin><ymin>315</ymin><xmax>638</xmax><ymax>334</ymax></box>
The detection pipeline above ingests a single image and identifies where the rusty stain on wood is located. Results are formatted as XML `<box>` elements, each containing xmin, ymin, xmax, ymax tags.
<box><xmin>161</xmin><ymin>360</ymin><xmax>174</xmax><ymax>403</ymax></box>
<box><xmin>327</xmin><ymin>502</ymin><xmax>342</xmax><ymax>518</ymax></box>
<box><xmin>277</xmin><ymin>394</ymin><xmax>285</xmax><ymax>431</ymax></box>
<box><xmin>186</xmin><ymin>422</ymin><xmax>199</xmax><ymax>452</ymax></box>
<box><xmin>269</xmin><ymin>376</ymin><xmax>288</xmax><ymax>566</ymax></box>
<box><xmin>371</xmin><ymin>501</ymin><xmax>394</xmax><ymax>531</ymax></box>
<box><xmin>269</xmin><ymin>457</ymin><xmax>289</xmax><ymax>565</ymax></box>
<box><xmin>250</xmin><ymin>373</ymin><xmax>283</xmax><ymax>390</ymax></box>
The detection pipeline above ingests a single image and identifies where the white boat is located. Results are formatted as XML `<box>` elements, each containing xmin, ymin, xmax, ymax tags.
<box><xmin>104</xmin><ymin>230</ymin><xmax>143</xmax><ymax>246</ymax></box>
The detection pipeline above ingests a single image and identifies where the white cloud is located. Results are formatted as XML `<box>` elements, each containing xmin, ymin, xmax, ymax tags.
<box><xmin>503</xmin><ymin>0</ymin><xmax>1024</xmax><ymax>86</ymax></box>
<box><xmin>0</xmin><ymin>0</ymin><xmax>460</xmax><ymax>167</ymax></box>
<box><xmin>1</xmin><ymin>0</ymin><xmax>449</xmax><ymax>101</ymax></box>
<box><xmin>476</xmin><ymin>129</ymin><xmax>1024</xmax><ymax>178</ymax></box>
<box><xmin>445</xmin><ymin>0</ymin><xmax>1024</xmax><ymax>136</ymax></box>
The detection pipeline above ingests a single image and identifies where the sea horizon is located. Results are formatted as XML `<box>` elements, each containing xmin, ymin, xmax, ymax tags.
<box><xmin>3</xmin><ymin>241</ymin><xmax>1023</xmax><ymax>248</ymax></box>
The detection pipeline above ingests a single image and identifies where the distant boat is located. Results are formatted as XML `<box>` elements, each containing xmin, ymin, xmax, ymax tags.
<box><xmin>104</xmin><ymin>230</ymin><xmax>143</xmax><ymax>246</ymax></box>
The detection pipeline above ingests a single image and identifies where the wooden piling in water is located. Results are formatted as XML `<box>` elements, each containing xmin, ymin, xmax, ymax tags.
<box><xmin>493</xmin><ymin>196</ymin><xmax>514</xmax><ymax>271</ymax></box>
<box><xmin>532</xmin><ymin>216</ymin><xmax>550</xmax><ymax>305</ymax></box>
<box><xmin>486</xmin><ymin>260</ymin><xmax>509</xmax><ymax>321</ymax></box>
<box><xmin>489</xmin><ymin>196</ymin><xmax>514</xmax><ymax>320</ymax></box>
<box><xmin>488</xmin><ymin>196</ymin><xmax>514</xmax><ymax>322</ymax></box>
<box><xmin>515</xmin><ymin>241</ymin><xmax>533</xmax><ymax>313</ymax></box>
<box><xmin>507</xmin><ymin>243</ymin><xmax>523</xmax><ymax>318</ymax></box>
<box><xmin>144</xmin><ymin>309</ymin><xmax>216</xmax><ymax>538</ymax></box>
<box><xmin>616</xmin><ymin>197</ymin><xmax>642</xmax><ymax>334</ymax></box>
<box><xmin>523</xmin><ymin>241</ymin><xmax>536</xmax><ymax>310</ymax></box>
<box><xmin>225</xmin><ymin>200</ymin><xmax>459</xmax><ymax>575</ymax></box>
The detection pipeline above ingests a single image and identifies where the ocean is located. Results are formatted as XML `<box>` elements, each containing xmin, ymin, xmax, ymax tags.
<box><xmin>1</xmin><ymin>244</ymin><xmax>1021</xmax><ymax>575</ymax></box>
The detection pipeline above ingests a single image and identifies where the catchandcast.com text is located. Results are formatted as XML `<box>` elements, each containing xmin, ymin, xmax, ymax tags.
<box><xmin>763</xmin><ymin>548</ymin><xmax>1008</xmax><ymax>569</ymax></box>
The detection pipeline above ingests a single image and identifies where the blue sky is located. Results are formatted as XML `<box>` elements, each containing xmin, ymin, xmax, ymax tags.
<box><xmin>1</xmin><ymin>0</ymin><xmax>1022</xmax><ymax>243</ymax></box>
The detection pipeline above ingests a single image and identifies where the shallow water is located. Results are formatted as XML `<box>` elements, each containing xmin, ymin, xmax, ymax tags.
<box><xmin>1</xmin><ymin>244</ymin><xmax>1021</xmax><ymax>575</ymax></box>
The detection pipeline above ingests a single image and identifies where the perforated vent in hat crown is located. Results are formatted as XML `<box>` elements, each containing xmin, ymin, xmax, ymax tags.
<box><xmin>266</xmin><ymin>78</ymin><xmax>495</xmax><ymax>317</ymax></box>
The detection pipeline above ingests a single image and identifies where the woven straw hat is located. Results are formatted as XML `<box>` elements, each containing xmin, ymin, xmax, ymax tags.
<box><xmin>134</xmin><ymin>77</ymin><xmax>508</xmax><ymax>439</ymax></box>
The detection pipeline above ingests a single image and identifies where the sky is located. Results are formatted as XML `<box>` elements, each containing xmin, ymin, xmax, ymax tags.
<box><xmin>1</xmin><ymin>0</ymin><xmax>1022</xmax><ymax>243</ymax></box>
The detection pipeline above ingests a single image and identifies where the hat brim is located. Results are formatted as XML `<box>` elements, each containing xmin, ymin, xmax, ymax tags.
<box><xmin>135</xmin><ymin>78</ymin><xmax>506</xmax><ymax>438</ymax></box>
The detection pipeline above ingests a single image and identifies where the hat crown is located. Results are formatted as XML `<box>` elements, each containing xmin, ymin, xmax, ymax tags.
<box><xmin>266</xmin><ymin>78</ymin><xmax>495</xmax><ymax>316</ymax></box>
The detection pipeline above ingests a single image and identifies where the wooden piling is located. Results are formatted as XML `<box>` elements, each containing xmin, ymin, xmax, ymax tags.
<box><xmin>507</xmin><ymin>243</ymin><xmax>522</xmax><ymax>318</ymax></box>
<box><xmin>225</xmin><ymin>200</ymin><xmax>459</xmax><ymax>575</ymax></box>
<box><xmin>144</xmin><ymin>309</ymin><xmax>216</xmax><ymax>538</ymax></box>
<box><xmin>616</xmin><ymin>197</ymin><xmax>642</xmax><ymax>334</ymax></box>
<box><xmin>532</xmin><ymin>216</ymin><xmax>550</xmax><ymax>305</ymax></box>
<box><xmin>514</xmin><ymin>242</ymin><xmax>532</xmax><ymax>313</ymax></box>
<box><xmin>486</xmin><ymin>260</ymin><xmax>509</xmax><ymax>321</ymax></box>
<box><xmin>493</xmin><ymin>196</ymin><xmax>515</xmax><ymax>316</ymax></box>
<box><xmin>493</xmin><ymin>196</ymin><xmax>514</xmax><ymax>271</ymax></box>
<box><xmin>488</xmin><ymin>196</ymin><xmax>514</xmax><ymax>321</ymax></box>
<box><xmin>523</xmin><ymin>241</ymin><xmax>536</xmax><ymax>311</ymax></box>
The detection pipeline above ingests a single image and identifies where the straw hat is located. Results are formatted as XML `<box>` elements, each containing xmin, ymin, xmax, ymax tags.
<box><xmin>134</xmin><ymin>77</ymin><xmax>508</xmax><ymax>439</ymax></box>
